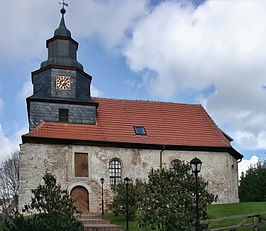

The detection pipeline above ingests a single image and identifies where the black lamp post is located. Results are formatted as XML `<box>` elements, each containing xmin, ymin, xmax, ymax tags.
<box><xmin>190</xmin><ymin>157</ymin><xmax>202</xmax><ymax>231</ymax></box>
<box><xmin>100</xmin><ymin>178</ymin><xmax>104</xmax><ymax>215</ymax></box>
<box><xmin>124</xmin><ymin>177</ymin><xmax>130</xmax><ymax>231</ymax></box>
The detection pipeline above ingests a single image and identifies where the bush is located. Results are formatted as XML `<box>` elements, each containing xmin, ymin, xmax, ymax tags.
<box><xmin>138</xmin><ymin>161</ymin><xmax>216</xmax><ymax>231</ymax></box>
<box><xmin>109</xmin><ymin>161</ymin><xmax>216</xmax><ymax>231</ymax></box>
<box><xmin>3</xmin><ymin>173</ymin><xmax>83</xmax><ymax>231</ymax></box>
<box><xmin>109</xmin><ymin>179</ymin><xmax>145</xmax><ymax>220</ymax></box>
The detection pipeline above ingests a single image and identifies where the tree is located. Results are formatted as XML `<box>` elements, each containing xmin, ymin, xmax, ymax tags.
<box><xmin>239</xmin><ymin>161</ymin><xmax>266</xmax><ymax>202</ymax></box>
<box><xmin>109</xmin><ymin>179</ymin><xmax>145</xmax><ymax>220</ymax></box>
<box><xmin>138</xmin><ymin>161</ymin><xmax>216</xmax><ymax>231</ymax></box>
<box><xmin>3</xmin><ymin>173</ymin><xmax>83</xmax><ymax>231</ymax></box>
<box><xmin>0</xmin><ymin>151</ymin><xmax>19</xmax><ymax>216</ymax></box>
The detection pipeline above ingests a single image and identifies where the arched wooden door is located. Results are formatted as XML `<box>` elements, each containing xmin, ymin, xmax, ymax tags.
<box><xmin>70</xmin><ymin>186</ymin><xmax>89</xmax><ymax>214</ymax></box>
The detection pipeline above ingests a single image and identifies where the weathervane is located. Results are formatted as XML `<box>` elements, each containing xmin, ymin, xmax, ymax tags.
<box><xmin>59</xmin><ymin>0</ymin><xmax>69</xmax><ymax>9</ymax></box>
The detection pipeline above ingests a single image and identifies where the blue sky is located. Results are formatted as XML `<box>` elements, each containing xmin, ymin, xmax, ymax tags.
<box><xmin>1</xmin><ymin>0</ymin><xmax>266</xmax><ymax>172</ymax></box>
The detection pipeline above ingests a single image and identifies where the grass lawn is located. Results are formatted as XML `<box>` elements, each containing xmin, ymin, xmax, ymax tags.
<box><xmin>104</xmin><ymin>202</ymin><xmax>266</xmax><ymax>231</ymax></box>
<box><xmin>207</xmin><ymin>202</ymin><xmax>266</xmax><ymax>230</ymax></box>
<box><xmin>208</xmin><ymin>201</ymin><xmax>266</xmax><ymax>218</ymax></box>
<box><xmin>103</xmin><ymin>213</ymin><xmax>144</xmax><ymax>231</ymax></box>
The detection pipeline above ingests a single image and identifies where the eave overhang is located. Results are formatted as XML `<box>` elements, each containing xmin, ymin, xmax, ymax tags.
<box><xmin>31</xmin><ymin>65</ymin><xmax>92</xmax><ymax>82</ymax></box>
<box><xmin>21</xmin><ymin>135</ymin><xmax>243</xmax><ymax>160</ymax></box>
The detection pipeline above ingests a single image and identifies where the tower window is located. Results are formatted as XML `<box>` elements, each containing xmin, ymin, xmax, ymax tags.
<box><xmin>133</xmin><ymin>126</ymin><xmax>146</xmax><ymax>136</ymax></box>
<box><xmin>59</xmin><ymin>109</ymin><xmax>69</xmax><ymax>122</ymax></box>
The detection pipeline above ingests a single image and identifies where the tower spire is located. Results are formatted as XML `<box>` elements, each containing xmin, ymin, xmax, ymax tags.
<box><xmin>54</xmin><ymin>0</ymin><xmax>71</xmax><ymax>37</ymax></box>
<box><xmin>40</xmin><ymin>1</ymin><xmax>83</xmax><ymax>70</ymax></box>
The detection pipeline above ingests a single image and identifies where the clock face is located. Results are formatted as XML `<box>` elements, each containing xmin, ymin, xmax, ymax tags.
<box><xmin>56</xmin><ymin>76</ymin><xmax>71</xmax><ymax>90</ymax></box>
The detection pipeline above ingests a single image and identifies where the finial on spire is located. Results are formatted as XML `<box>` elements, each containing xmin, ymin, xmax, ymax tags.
<box><xmin>59</xmin><ymin>0</ymin><xmax>68</xmax><ymax>14</ymax></box>
<box><xmin>54</xmin><ymin>0</ymin><xmax>71</xmax><ymax>37</ymax></box>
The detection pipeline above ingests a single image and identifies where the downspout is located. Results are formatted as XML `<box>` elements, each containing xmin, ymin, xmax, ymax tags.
<box><xmin>237</xmin><ymin>158</ymin><xmax>242</xmax><ymax>178</ymax></box>
<box><xmin>237</xmin><ymin>158</ymin><xmax>243</xmax><ymax>190</ymax></box>
<box><xmin>159</xmin><ymin>145</ymin><xmax>165</xmax><ymax>169</ymax></box>
<box><xmin>237</xmin><ymin>158</ymin><xmax>242</xmax><ymax>176</ymax></box>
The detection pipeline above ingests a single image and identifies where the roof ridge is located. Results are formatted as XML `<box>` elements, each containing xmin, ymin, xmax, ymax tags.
<box><xmin>92</xmin><ymin>97</ymin><xmax>201</xmax><ymax>107</ymax></box>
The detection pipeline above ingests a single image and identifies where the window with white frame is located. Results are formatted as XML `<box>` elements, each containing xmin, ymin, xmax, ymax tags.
<box><xmin>109</xmin><ymin>159</ymin><xmax>122</xmax><ymax>185</ymax></box>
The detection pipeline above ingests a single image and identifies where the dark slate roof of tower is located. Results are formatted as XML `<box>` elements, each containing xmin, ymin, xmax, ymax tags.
<box><xmin>40</xmin><ymin>7</ymin><xmax>83</xmax><ymax>70</ymax></box>
<box><xmin>54</xmin><ymin>8</ymin><xmax>71</xmax><ymax>37</ymax></box>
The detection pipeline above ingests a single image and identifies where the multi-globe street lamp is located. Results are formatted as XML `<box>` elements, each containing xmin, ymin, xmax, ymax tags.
<box><xmin>100</xmin><ymin>178</ymin><xmax>105</xmax><ymax>215</ymax></box>
<box><xmin>124</xmin><ymin>177</ymin><xmax>130</xmax><ymax>231</ymax></box>
<box><xmin>190</xmin><ymin>157</ymin><xmax>202</xmax><ymax>231</ymax></box>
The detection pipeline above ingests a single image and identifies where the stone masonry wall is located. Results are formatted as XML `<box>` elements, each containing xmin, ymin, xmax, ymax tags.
<box><xmin>19</xmin><ymin>143</ymin><xmax>239</xmax><ymax>213</ymax></box>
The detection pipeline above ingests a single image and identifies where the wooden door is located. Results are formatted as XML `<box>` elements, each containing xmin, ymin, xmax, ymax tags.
<box><xmin>75</xmin><ymin>153</ymin><xmax>88</xmax><ymax>177</ymax></box>
<box><xmin>70</xmin><ymin>186</ymin><xmax>89</xmax><ymax>214</ymax></box>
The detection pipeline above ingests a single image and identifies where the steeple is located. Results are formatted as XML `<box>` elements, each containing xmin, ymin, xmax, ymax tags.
<box><xmin>27</xmin><ymin>3</ymin><xmax>98</xmax><ymax>131</ymax></box>
<box><xmin>41</xmin><ymin>5</ymin><xmax>83</xmax><ymax>70</ymax></box>
<box><xmin>54</xmin><ymin>7</ymin><xmax>71</xmax><ymax>37</ymax></box>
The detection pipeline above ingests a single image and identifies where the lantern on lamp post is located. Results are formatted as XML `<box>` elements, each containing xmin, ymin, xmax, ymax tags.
<box><xmin>190</xmin><ymin>157</ymin><xmax>202</xmax><ymax>231</ymax></box>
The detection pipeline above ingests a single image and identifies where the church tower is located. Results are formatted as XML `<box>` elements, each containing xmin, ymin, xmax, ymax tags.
<box><xmin>26</xmin><ymin>6</ymin><xmax>98</xmax><ymax>130</ymax></box>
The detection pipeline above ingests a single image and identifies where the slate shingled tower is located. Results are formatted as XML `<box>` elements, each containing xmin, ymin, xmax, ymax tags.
<box><xmin>26</xmin><ymin>7</ymin><xmax>98</xmax><ymax>130</ymax></box>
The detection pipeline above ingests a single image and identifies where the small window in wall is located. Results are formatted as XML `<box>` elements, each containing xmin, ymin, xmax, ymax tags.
<box><xmin>109</xmin><ymin>159</ymin><xmax>121</xmax><ymax>185</ymax></box>
<box><xmin>75</xmin><ymin>153</ymin><xmax>88</xmax><ymax>177</ymax></box>
<box><xmin>59</xmin><ymin>109</ymin><xmax>69</xmax><ymax>122</ymax></box>
<box><xmin>170</xmin><ymin>159</ymin><xmax>181</xmax><ymax>172</ymax></box>
<box><xmin>133</xmin><ymin>126</ymin><xmax>146</xmax><ymax>136</ymax></box>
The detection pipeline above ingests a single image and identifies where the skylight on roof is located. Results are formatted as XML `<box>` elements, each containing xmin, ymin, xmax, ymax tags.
<box><xmin>133</xmin><ymin>126</ymin><xmax>146</xmax><ymax>136</ymax></box>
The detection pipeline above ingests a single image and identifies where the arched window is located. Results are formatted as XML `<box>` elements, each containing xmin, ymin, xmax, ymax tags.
<box><xmin>170</xmin><ymin>159</ymin><xmax>181</xmax><ymax>172</ymax></box>
<box><xmin>109</xmin><ymin>159</ymin><xmax>122</xmax><ymax>185</ymax></box>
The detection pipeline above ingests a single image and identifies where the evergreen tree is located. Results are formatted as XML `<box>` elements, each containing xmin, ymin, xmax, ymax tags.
<box><xmin>239</xmin><ymin>162</ymin><xmax>266</xmax><ymax>202</ymax></box>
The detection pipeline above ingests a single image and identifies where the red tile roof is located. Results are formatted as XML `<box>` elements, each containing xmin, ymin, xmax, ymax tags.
<box><xmin>23</xmin><ymin>97</ymin><xmax>237</xmax><ymax>147</ymax></box>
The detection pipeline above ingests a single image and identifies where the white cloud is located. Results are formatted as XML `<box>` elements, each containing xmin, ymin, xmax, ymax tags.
<box><xmin>0</xmin><ymin>0</ymin><xmax>57</xmax><ymax>59</ymax></box>
<box><xmin>70</xmin><ymin>0</ymin><xmax>148</xmax><ymax>49</ymax></box>
<box><xmin>17</xmin><ymin>80</ymin><xmax>33</xmax><ymax>103</ymax></box>
<box><xmin>91</xmin><ymin>85</ymin><xmax>102</xmax><ymax>97</ymax></box>
<box><xmin>238</xmin><ymin>155</ymin><xmax>260</xmax><ymax>176</ymax></box>
<box><xmin>0</xmin><ymin>125</ymin><xmax>28</xmax><ymax>162</ymax></box>
<box><xmin>123</xmin><ymin>0</ymin><xmax>266</xmax><ymax>151</ymax></box>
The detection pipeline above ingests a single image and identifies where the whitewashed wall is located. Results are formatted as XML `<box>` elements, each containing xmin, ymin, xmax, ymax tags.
<box><xmin>19</xmin><ymin>143</ymin><xmax>239</xmax><ymax>213</ymax></box>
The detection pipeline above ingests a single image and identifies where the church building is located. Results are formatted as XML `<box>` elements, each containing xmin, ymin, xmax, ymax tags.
<box><xmin>19</xmin><ymin>7</ymin><xmax>243</xmax><ymax>214</ymax></box>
